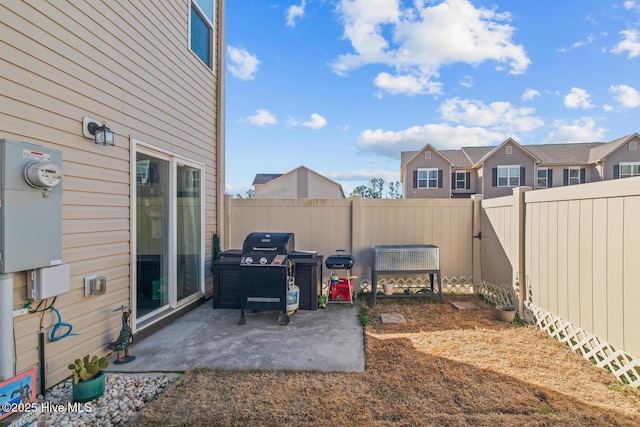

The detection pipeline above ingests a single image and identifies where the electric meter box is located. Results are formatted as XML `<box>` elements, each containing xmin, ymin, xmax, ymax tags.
<box><xmin>0</xmin><ymin>139</ymin><xmax>63</xmax><ymax>273</ymax></box>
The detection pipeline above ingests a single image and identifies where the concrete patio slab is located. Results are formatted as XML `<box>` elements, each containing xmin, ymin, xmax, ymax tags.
<box><xmin>106</xmin><ymin>300</ymin><xmax>365</xmax><ymax>374</ymax></box>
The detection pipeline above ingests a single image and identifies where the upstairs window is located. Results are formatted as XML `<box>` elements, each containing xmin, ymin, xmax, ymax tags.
<box><xmin>497</xmin><ymin>165</ymin><xmax>520</xmax><ymax>187</ymax></box>
<box><xmin>190</xmin><ymin>1</ymin><xmax>215</xmax><ymax>69</ymax></box>
<box><xmin>417</xmin><ymin>168</ymin><xmax>438</xmax><ymax>188</ymax></box>
<box><xmin>537</xmin><ymin>168</ymin><xmax>548</xmax><ymax>188</ymax></box>
<box><xmin>568</xmin><ymin>167</ymin><xmax>581</xmax><ymax>185</ymax></box>
<box><xmin>454</xmin><ymin>171</ymin><xmax>469</xmax><ymax>189</ymax></box>
<box><xmin>620</xmin><ymin>162</ymin><xmax>640</xmax><ymax>178</ymax></box>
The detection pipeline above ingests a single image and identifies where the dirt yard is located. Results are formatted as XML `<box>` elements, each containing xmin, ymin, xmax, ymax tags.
<box><xmin>132</xmin><ymin>294</ymin><xmax>640</xmax><ymax>426</ymax></box>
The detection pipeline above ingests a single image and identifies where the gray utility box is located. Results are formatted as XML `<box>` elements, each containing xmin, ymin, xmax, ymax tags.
<box><xmin>0</xmin><ymin>139</ymin><xmax>63</xmax><ymax>273</ymax></box>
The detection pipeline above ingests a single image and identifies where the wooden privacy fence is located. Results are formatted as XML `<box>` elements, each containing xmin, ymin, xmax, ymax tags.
<box><xmin>223</xmin><ymin>195</ymin><xmax>475</xmax><ymax>291</ymax></box>
<box><xmin>481</xmin><ymin>177</ymin><xmax>640</xmax><ymax>387</ymax></box>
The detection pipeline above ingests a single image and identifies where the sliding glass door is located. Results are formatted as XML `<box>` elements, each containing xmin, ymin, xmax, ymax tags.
<box><xmin>177</xmin><ymin>163</ymin><xmax>201</xmax><ymax>302</ymax></box>
<box><xmin>135</xmin><ymin>148</ymin><xmax>203</xmax><ymax>322</ymax></box>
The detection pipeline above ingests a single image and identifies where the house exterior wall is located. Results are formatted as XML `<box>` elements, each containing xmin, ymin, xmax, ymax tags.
<box><xmin>451</xmin><ymin>169</ymin><xmax>476</xmax><ymax>198</ymax></box>
<box><xmin>255</xmin><ymin>174</ymin><xmax>298</xmax><ymax>198</ymax></box>
<box><xmin>403</xmin><ymin>148</ymin><xmax>451</xmax><ymax>198</ymax></box>
<box><xmin>255</xmin><ymin>169</ymin><xmax>344</xmax><ymax>199</ymax></box>
<box><xmin>2</xmin><ymin>0</ymin><xmax>222</xmax><ymax>389</ymax></box>
<box><xmin>306</xmin><ymin>171</ymin><xmax>344</xmax><ymax>198</ymax></box>
<box><xmin>482</xmin><ymin>143</ymin><xmax>535</xmax><ymax>199</ymax></box>
<box><xmin>601</xmin><ymin>135</ymin><xmax>640</xmax><ymax>180</ymax></box>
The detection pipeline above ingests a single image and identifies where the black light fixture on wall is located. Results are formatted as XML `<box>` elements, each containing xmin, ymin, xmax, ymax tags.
<box><xmin>88</xmin><ymin>121</ymin><xmax>114</xmax><ymax>145</ymax></box>
<box><xmin>82</xmin><ymin>116</ymin><xmax>115</xmax><ymax>146</ymax></box>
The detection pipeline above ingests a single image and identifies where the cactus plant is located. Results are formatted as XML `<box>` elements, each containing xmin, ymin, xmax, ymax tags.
<box><xmin>68</xmin><ymin>354</ymin><xmax>109</xmax><ymax>384</ymax></box>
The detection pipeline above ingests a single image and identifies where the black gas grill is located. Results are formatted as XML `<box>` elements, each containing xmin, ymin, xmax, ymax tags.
<box><xmin>238</xmin><ymin>232</ymin><xmax>295</xmax><ymax>325</ymax></box>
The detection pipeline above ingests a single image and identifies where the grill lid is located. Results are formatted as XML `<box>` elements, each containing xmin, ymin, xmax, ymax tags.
<box><xmin>325</xmin><ymin>250</ymin><xmax>355</xmax><ymax>269</ymax></box>
<box><xmin>242</xmin><ymin>232</ymin><xmax>295</xmax><ymax>255</ymax></box>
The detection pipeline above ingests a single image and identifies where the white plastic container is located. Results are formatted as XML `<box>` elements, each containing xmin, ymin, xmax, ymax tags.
<box><xmin>286</xmin><ymin>283</ymin><xmax>299</xmax><ymax>314</ymax></box>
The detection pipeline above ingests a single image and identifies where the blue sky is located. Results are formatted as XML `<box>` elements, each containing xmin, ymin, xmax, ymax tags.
<box><xmin>224</xmin><ymin>0</ymin><xmax>640</xmax><ymax>196</ymax></box>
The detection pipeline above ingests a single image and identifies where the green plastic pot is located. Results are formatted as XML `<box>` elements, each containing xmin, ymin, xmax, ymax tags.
<box><xmin>72</xmin><ymin>370</ymin><xmax>106</xmax><ymax>403</ymax></box>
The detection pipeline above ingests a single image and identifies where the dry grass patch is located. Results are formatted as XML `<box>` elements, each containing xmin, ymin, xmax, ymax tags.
<box><xmin>132</xmin><ymin>294</ymin><xmax>640</xmax><ymax>426</ymax></box>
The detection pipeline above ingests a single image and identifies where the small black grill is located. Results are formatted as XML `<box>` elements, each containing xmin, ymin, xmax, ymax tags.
<box><xmin>325</xmin><ymin>252</ymin><xmax>355</xmax><ymax>269</ymax></box>
<box><xmin>238</xmin><ymin>232</ymin><xmax>295</xmax><ymax>325</ymax></box>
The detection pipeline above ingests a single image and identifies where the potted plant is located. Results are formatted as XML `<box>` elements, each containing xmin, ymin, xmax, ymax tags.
<box><xmin>68</xmin><ymin>355</ymin><xmax>109</xmax><ymax>402</ymax></box>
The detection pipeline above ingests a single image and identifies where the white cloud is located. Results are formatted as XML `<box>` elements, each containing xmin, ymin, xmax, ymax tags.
<box><xmin>544</xmin><ymin>117</ymin><xmax>607</xmax><ymax>143</ymax></box>
<box><xmin>287</xmin><ymin>113</ymin><xmax>328</xmax><ymax>129</ymax></box>
<box><xmin>611</xmin><ymin>29</ymin><xmax>640</xmax><ymax>58</ymax></box>
<box><xmin>522</xmin><ymin>88</ymin><xmax>540</xmax><ymax>101</ymax></box>
<box><xmin>610</xmin><ymin>84</ymin><xmax>640</xmax><ymax>108</ymax></box>
<box><xmin>246</xmin><ymin>109</ymin><xmax>277</xmax><ymax>126</ymax></box>
<box><xmin>439</xmin><ymin>98</ymin><xmax>544</xmax><ymax>133</ymax></box>
<box><xmin>563</xmin><ymin>87</ymin><xmax>594</xmax><ymax>109</ymax></box>
<box><xmin>227</xmin><ymin>46</ymin><xmax>261</xmax><ymax>80</ymax></box>
<box><xmin>286</xmin><ymin>1</ymin><xmax>306</xmax><ymax>28</ymax></box>
<box><xmin>624</xmin><ymin>1</ymin><xmax>639</xmax><ymax>11</ymax></box>
<box><xmin>374</xmin><ymin>72</ymin><xmax>442</xmax><ymax>95</ymax></box>
<box><xmin>355</xmin><ymin>123</ymin><xmax>505</xmax><ymax>158</ymax></box>
<box><xmin>332</xmin><ymin>0</ymin><xmax>530</xmax><ymax>95</ymax></box>
<box><xmin>459</xmin><ymin>75</ymin><xmax>474</xmax><ymax>88</ymax></box>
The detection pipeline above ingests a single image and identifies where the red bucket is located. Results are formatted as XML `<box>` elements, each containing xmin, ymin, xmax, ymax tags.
<box><xmin>329</xmin><ymin>278</ymin><xmax>352</xmax><ymax>301</ymax></box>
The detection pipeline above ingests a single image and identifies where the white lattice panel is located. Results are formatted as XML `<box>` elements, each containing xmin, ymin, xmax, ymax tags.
<box><xmin>526</xmin><ymin>301</ymin><xmax>640</xmax><ymax>389</ymax></box>
<box><xmin>370</xmin><ymin>276</ymin><xmax>473</xmax><ymax>294</ymax></box>
<box><xmin>479</xmin><ymin>281</ymin><xmax>516</xmax><ymax>307</ymax></box>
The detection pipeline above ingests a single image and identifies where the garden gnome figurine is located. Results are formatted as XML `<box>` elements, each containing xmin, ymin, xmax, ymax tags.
<box><xmin>109</xmin><ymin>305</ymin><xmax>136</xmax><ymax>364</ymax></box>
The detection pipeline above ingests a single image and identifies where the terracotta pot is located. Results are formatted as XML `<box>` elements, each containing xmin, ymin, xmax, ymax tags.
<box><xmin>496</xmin><ymin>306</ymin><xmax>517</xmax><ymax>322</ymax></box>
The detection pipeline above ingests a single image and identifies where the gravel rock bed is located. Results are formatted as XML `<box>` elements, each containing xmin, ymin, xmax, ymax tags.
<box><xmin>36</xmin><ymin>373</ymin><xmax>177</xmax><ymax>426</ymax></box>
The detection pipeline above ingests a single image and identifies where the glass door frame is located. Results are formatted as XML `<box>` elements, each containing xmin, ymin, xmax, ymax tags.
<box><xmin>131</xmin><ymin>140</ymin><xmax>205</xmax><ymax>329</ymax></box>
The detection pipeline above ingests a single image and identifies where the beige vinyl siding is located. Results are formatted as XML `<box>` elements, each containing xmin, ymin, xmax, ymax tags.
<box><xmin>482</xmin><ymin>144</ymin><xmax>535</xmax><ymax>199</ymax></box>
<box><xmin>2</xmin><ymin>0</ymin><xmax>221</xmax><ymax>388</ymax></box>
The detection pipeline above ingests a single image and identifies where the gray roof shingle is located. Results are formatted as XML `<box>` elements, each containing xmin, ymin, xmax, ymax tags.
<box><xmin>252</xmin><ymin>174</ymin><xmax>282</xmax><ymax>185</ymax></box>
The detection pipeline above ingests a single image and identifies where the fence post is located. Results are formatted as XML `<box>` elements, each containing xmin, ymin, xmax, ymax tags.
<box><xmin>471</xmin><ymin>194</ymin><xmax>483</xmax><ymax>292</ymax></box>
<box><xmin>223</xmin><ymin>194</ymin><xmax>232</xmax><ymax>250</ymax></box>
<box><xmin>351</xmin><ymin>195</ymin><xmax>363</xmax><ymax>290</ymax></box>
<box><xmin>513</xmin><ymin>186</ymin><xmax>531</xmax><ymax>316</ymax></box>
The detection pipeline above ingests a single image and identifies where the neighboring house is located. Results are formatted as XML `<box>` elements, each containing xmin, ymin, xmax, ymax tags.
<box><xmin>253</xmin><ymin>166</ymin><xmax>346</xmax><ymax>198</ymax></box>
<box><xmin>401</xmin><ymin>134</ymin><xmax>640</xmax><ymax>199</ymax></box>
<box><xmin>0</xmin><ymin>0</ymin><xmax>225</xmax><ymax>390</ymax></box>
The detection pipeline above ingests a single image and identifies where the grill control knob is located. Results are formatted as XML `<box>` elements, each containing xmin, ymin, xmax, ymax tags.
<box><xmin>245</xmin><ymin>257</ymin><xmax>253</xmax><ymax>264</ymax></box>
<box><xmin>259</xmin><ymin>257</ymin><xmax>268</xmax><ymax>265</ymax></box>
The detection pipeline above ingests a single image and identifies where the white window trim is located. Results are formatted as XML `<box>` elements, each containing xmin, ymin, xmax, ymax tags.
<box><xmin>537</xmin><ymin>168</ymin><xmax>548</xmax><ymax>189</ymax></box>
<box><xmin>455</xmin><ymin>171</ymin><xmax>467</xmax><ymax>190</ymax></box>
<box><xmin>417</xmin><ymin>168</ymin><xmax>438</xmax><ymax>189</ymax></box>
<box><xmin>130</xmin><ymin>139</ymin><xmax>206</xmax><ymax>329</ymax></box>
<box><xmin>189</xmin><ymin>0</ymin><xmax>216</xmax><ymax>71</ymax></box>
<box><xmin>568</xmin><ymin>167</ymin><xmax>581</xmax><ymax>185</ymax></box>
<box><xmin>497</xmin><ymin>165</ymin><xmax>520</xmax><ymax>187</ymax></box>
<box><xmin>620</xmin><ymin>162</ymin><xmax>640</xmax><ymax>178</ymax></box>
